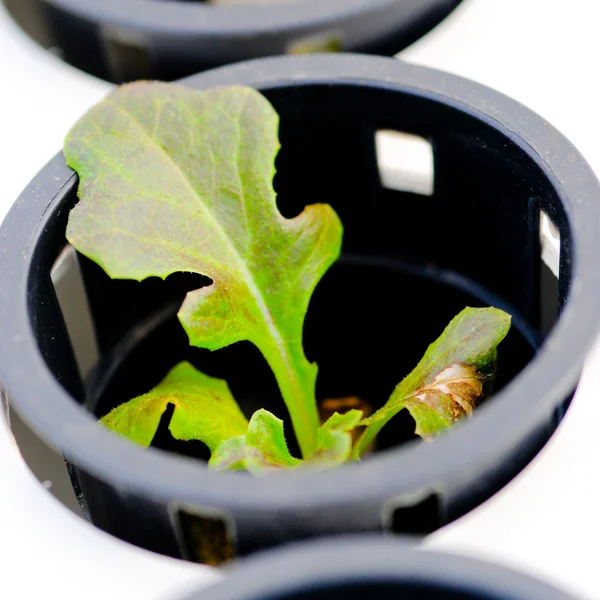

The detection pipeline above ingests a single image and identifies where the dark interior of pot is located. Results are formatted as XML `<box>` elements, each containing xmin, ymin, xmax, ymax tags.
<box><xmin>273</xmin><ymin>583</ymin><xmax>492</xmax><ymax>599</ymax></box>
<box><xmin>199</xmin><ymin>581</ymin><xmax>506</xmax><ymax>600</ymax></box>
<box><xmin>31</xmin><ymin>82</ymin><xmax>569</xmax><ymax>465</ymax></box>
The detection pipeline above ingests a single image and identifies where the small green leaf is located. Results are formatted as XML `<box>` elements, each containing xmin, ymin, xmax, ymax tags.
<box><xmin>244</xmin><ymin>409</ymin><xmax>302</xmax><ymax>475</ymax></box>
<box><xmin>210</xmin><ymin>408</ymin><xmax>364</xmax><ymax>474</ymax></box>
<box><xmin>355</xmin><ymin>307</ymin><xmax>511</xmax><ymax>456</ymax></box>
<box><xmin>306</xmin><ymin>409</ymin><xmax>363</xmax><ymax>470</ymax></box>
<box><xmin>208</xmin><ymin>435</ymin><xmax>248</xmax><ymax>471</ymax></box>
<box><xmin>209</xmin><ymin>408</ymin><xmax>301</xmax><ymax>475</ymax></box>
<box><xmin>65</xmin><ymin>82</ymin><xmax>342</xmax><ymax>459</ymax></box>
<box><xmin>320</xmin><ymin>410</ymin><xmax>364</xmax><ymax>434</ymax></box>
<box><xmin>100</xmin><ymin>361</ymin><xmax>248</xmax><ymax>451</ymax></box>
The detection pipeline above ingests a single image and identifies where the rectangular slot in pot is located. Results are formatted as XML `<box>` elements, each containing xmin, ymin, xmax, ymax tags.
<box><xmin>286</xmin><ymin>30</ymin><xmax>343</xmax><ymax>54</ymax></box>
<box><xmin>50</xmin><ymin>244</ymin><xmax>100</xmax><ymax>380</ymax></box>
<box><xmin>375</xmin><ymin>129</ymin><xmax>434</xmax><ymax>196</ymax></box>
<box><xmin>540</xmin><ymin>209</ymin><xmax>560</xmax><ymax>278</ymax></box>
<box><xmin>101</xmin><ymin>26</ymin><xmax>152</xmax><ymax>83</ymax></box>
<box><xmin>382</xmin><ymin>491</ymin><xmax>441</xmax><ymax>535</ymax></box>
<box><xmin>539</xmin><ymin>209</ymin><xmax>561</xmax><ymax>335</ymax></box>
<box><xmin>175</xmin><ymin>505</ymin><xmax>237</xmax><ymax>565</ymax></box>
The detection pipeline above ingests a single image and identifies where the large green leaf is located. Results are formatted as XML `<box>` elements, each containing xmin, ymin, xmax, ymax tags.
<box><xmin>354</xmin><ymin>307</ymin><xmax>511</xmax><ymax>456</ymax></box>
<box><xmin>100</xmin><ymin>361</ymin><xmax>248</xmax><ymax>450</ymax></box>
<box><xmin>65</xmin><ymin>82</ymin><xmax>342</xmax><ymax>457</ymax></box>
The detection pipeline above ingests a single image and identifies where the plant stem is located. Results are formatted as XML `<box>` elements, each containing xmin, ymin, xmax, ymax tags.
<box><xmin>262</xmin><ymin>340</ymin><xmax>320</xmax><ymax>458</ymax></box>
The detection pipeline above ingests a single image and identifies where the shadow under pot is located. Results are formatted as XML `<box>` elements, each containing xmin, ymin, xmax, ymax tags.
<box><xmin>1</xmin><ymin>54</ymin><xmax>599</xmax><ymax>563</ymax></box>
<box><xmin>3</xmin><ymin>0</ymin><xmax>462</xmax><ymax>82</ymax></box>
<box><xmin>182</xmin><ymin>537</ymin><xmax>576</xmax><ymax>600</ymax></box>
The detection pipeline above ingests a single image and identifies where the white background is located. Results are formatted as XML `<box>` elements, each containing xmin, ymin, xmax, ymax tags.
<box><xmin>1</xmin><ymin>1</ymin><xmax>600</xmax><ymax>598</ymax></box>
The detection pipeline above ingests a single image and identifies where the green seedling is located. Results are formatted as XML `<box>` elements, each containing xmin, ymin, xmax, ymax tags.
<box><xmin>65</xmin><ymin>82</ymin><xmax>511</xmax><ymax>474</ymax></box>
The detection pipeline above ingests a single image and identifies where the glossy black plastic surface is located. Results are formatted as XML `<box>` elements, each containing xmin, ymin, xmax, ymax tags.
<box><xmin>5</xmin><ymin>0</ymin><xmax>461</xmax><ymax>81</ymax></box>
<box><xmin>1</xmin><ymin>55</ymin><xmax>599</xmax><ymax>559</ymax></box>
<box><xmin>185</xmin><ymin>537</ymin><xmax>576</xmax><ymax>600</ymax></box>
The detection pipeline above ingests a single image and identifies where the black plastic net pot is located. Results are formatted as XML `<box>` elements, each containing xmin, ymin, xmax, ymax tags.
<box><xmin>182</xmin><ymin>537</ymin><xmax>576</xmax><ymax>600</ymax></box>
<box><xmin>1</xmin><ymin>54</ymin><xmax>600</xmax><ymax>562</ymax></box>
<box><xmin>4</xmin><ymin>0</ymin><xmax>462</xmax><ymax>82</ymax></box>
